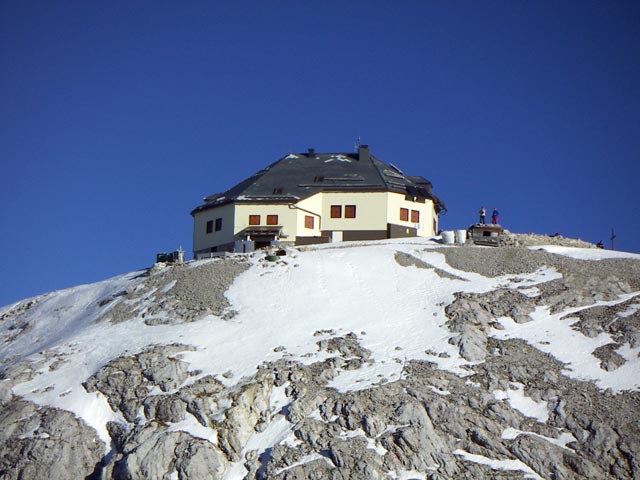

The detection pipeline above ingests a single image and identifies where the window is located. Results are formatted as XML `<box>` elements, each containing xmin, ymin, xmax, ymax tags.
<box><xmin>411</xmin><ymin>210</ymin><xmax>420</xmax><ymax>223</ymax></box>
<box><xmin>330</xmin><ymin>205</ymin><xmax>342</xmax><ymax>218</ymax></box>
<box><xmin>249</xmin><ymin>215</ymin><xmax>260</xmax><ymax>226</ymax></box>
<box><xmin>206</xmin><ymin>220</ymin><xmax>213</xmax><ymax>234</ymax></box>
<box><xmin>305</xmin><ymin>215</ymin><xmax>314</xmax><ymax>229</ymax></box>
<box><xmin>400</xmin><ymin>208</ymin><xmax>409</xmax><ymax>222</ymax></box>
<box><xmin>345</xmin><ymin>205</ymin><xmax>356</xmax><ymax>218</ymax></box>
<box><xmin>215</xmin><ymin>218</ymin><xmax>223</xmax><ymax>231</ymax></box>
<box><xmin>267</xmin><ymin>214</ymin><xmax>278</xmax><ymax>225</ymax></box>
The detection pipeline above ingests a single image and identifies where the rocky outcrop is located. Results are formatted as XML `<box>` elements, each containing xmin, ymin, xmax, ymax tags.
<box><xmin>0</xmin><ymin>401</ymin><xmax>103</xmax><ymax>480</ymax></box>
<box><xmin>565</xmin><ymin>297</ymin><xmax>640</xmax><ymax>349</ymax></box>
<box><xmin>106</xmin><ymin>425</ymin><xmax>227</xmax><ymax>480</ymax></box>
<box><xmin>2</xmin><ymin>331</ymin><xmax>639</xmax><ymax>480</ymax></box>
<box><xmin>252</xmin><ymin>336</ymin><xmax>640</xmax><ymax>480</ymax></box>
<box><xmin>0</xmin><ymin>298</ymin><xmax>42</xmax><ymax>345</ymax></box>
<box><xmin>83</xmin><ymin>344</ymin><xmax>195</xmax><ymax>423</ymax></box>
<box><xmin>445</xmin><ymin>289</ymin><xmax>536</xmax><ymax>361</ymax></box>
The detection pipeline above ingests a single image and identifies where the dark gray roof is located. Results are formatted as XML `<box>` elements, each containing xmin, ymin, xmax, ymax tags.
<box><xmin>191</xmin><ymin>146</ymin><xmax>446</xmax><ymax>215</ymax></box>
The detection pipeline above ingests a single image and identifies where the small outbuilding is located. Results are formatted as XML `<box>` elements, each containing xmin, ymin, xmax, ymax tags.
<box><xmin>468</xmin><ymin>224</ymin><xmax>503</xmax><ymax>247</ymax></box>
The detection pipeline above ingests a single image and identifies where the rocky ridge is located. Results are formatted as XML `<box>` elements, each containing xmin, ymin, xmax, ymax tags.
<box><xmin>0</xmin><ymin>239</ymin><xmax>639</xmax><ymax>480</ymax></box>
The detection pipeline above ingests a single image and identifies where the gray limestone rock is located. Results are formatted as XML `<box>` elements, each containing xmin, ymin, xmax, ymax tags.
<box><xmin>109</xmin><ymin>429</ymin><xmax>227</xmax><ymax>480</ymax></box>
<box><xmin>143</xmin><ymin>393</ymin><xmax>187</xmax><ymax>423</ymax></box>
<box><xmin>83</xmin><ymin>343</ymin><xmax>194</xmax><ymax>422</ymax></box>
<box><xmin>565</xmin><ymin>297</ymin><xmax>640</xmax><ymax>348</ymax></box>
<box><xmin>0</xmin><ymin>404</ymin><xmax>104</xmax><ymax>480</ymax></box>
<box><xmin>445</xmin><ymin>289</ymin><xmax>536</xmax><ymax>362</ymax></box>
<box><xmin>592</xmin><ymin>343</ymin><xmax>627</xmax><ymax>371</ymax></box>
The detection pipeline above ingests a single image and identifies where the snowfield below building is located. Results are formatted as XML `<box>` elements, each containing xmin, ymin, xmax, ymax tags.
<box><xmin>1</xmin><ymin>238</ymin><xmax>639</xmax><ymax>479</ymax></box>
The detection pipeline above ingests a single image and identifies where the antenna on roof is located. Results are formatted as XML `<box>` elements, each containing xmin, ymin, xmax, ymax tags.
<box><xmin>354</xmin><ymin>136</ymin><xmax>361</xmax><ymax>151</ymax></box>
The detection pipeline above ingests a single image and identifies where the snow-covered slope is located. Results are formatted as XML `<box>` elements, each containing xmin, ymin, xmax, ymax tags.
<box><xmin>1</xmin><ymin>238</ymin><xmax>639</xmax><ymax>480</ymax></box>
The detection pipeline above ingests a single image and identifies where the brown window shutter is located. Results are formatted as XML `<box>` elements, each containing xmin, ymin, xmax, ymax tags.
<box><xmin>305</xmin><ymin>215</ymin><xmax>314</xmax><ymax>229</ymax></box>
<box><xmin>400</xmin><ymin>208</ymin><xmax>409</xmax><ymax>221</ymax></box>
<box><xmin>345</xmin><ymin>205</ymin><xmax>356</xmax><ymax>218</ymax></box>
<box><xmin>249</xmin><ymin>215</ymin><xmax>260</xmax><ymax>225</ymax></box>
<box><xmin>330</xmin><ymin>205</ymin><xmax>342</xmax><ymax>218</ymax></box>
<box><xmin>267</xmin><ymin>215</ymin><xmax>278</xmax><ymax>225</ymax></box>
<box><xmin>411</xmin><ymin>210</ymin><xmax>420</xmax><ymax>223</ymax></box>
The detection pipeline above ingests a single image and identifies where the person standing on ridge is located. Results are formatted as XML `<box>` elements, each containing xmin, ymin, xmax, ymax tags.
<box><xmin>492</xmin><ymin>208</ymin><xmax>499</xmax><ymax>224</ymax></box>
<box><xmin>479</xmin><ymin>207</ymin><xmax>486</xmax><ymax>224</ymax></box>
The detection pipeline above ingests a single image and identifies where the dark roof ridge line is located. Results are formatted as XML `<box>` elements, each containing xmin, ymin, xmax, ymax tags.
<box><xmin>289</xmin><ymin>151</ymin><xmax>358</xmax><ymax>158</ymax></box>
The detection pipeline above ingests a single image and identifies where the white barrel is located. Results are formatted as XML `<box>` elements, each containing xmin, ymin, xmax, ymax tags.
<box><xmin>455</xmin><ymin>229</ymin><xmax>467</xmax><ymax>244</ymax></box>
<box><xmin>441</xmin><ymin>231</ymin><xmax>455</xmax><ymax>244</ymax></box>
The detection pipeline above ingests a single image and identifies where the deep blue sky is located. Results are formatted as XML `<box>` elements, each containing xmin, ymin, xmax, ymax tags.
<box><xmin>1</xmin><ymin>1</ymin><xmax>639</xmax><ymax>307</ymax></box>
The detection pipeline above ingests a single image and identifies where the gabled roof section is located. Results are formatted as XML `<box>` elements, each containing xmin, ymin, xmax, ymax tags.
<box><xmin>191</xmin><ymin>146</ymin><xmax>446</xmax><ymax>215</ymax></box>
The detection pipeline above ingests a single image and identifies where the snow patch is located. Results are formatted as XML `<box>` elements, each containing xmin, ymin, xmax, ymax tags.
<box><xmin>223</xmin><ymin>415</ymin><xmax>297</xmax><ymax>479</ymax></box>
<box><xmin>242</xmin><ymin>415</ymin><xmax>293</xmax><ymax>455</ymax></box>
<box><xmin>161</xmin><ymin>280</ymin><xmax>177</xmax><ymax>293</ymax></box>
<box><xmin>531</xmin><ymin>245</ymin><xmax>640</xmax><ymax>261</ymax></box>
<box><xmin>493</xmin><ymin>382</ymin><xmax>549</xmax><ymax>423</ymax></box>
<box><xmin>501</xmin><ymin>427</ymin><xmax>577</xmax><ymax>451</ymax></box>
<box><xmin>338</xmin><ymin>428</ymin><xmax>387</xmax><ymax>455</ymax></box>
<box><xmin>269</xmin><ymin>382</ymin><xmax>290</xmax><ymax>414</ymax></box>
<box><xmin>490</xmin><ymin>293</ymin><xmax>640</xmax><ymax>392</ymax></box>
<box><xmin>324</xmin><ymin>154</ymin><xmax>352</xmax><ymax>163</ymax></box>
<box><xmin>618</xmin><ymin>303</ymin><xmax>640</xmax><ymax>318</ymax></box>
<box><xmin>518</xmin><ymin>286</ymin><xmax>541</xmax><ymax>297</ymax></box>
<box><xmin>387</xmin><ymin>469</ymin><xmax>427</xmax><ymax>479</ymax></box>
<box><xmin>167</xmin><ymin>415</ymin><xmax>218</xmax><ymax>444</ymax></box>
<box><xmin>426</xmin><ymin>385</ymin><xmax>451</xmax><ymax>396</ymax></box>
<box><xmin>454</xmin><ymin>449</ymin><xmax>543</xmax><ymax>479</ymax></box>
<box><xmin>274</xmin><ymin>453</ymin><xmax>332</xmax><ymax>474</ymax></box>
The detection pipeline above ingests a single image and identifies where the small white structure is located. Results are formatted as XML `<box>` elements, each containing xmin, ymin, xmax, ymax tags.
<box><xmin>442</xmin><ymin>231</ymin><xmax>455</xmax><ymax>244</ymax></box>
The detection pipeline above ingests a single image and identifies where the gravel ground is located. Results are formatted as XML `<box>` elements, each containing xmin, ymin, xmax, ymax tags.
<box><xmin>435</xmin><ymin>244</ymin><xmax>640</xmax><ymax>318</ymax></box>
<box><xmin>105</xmin><ymin>257</ymin><xmax>250</xmax><ymax>324</ymax></box>
<box><xmin>508</xmin><ymin>232</ymin><xmax>597</xmax><ymax>249</ymax></box>
<box><xmin>436</xmin><ymin>245</ymin><xmax>640</xmax><ymax>289</ymax></box>
<box><xmin>394</xmin><ymin>251</ymin><xmax>466</xmax><ymax>280</ymax></box>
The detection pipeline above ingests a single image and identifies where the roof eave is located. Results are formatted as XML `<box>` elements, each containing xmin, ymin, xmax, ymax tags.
<box><xmin>190</xmin><ymin>198</ymin><xmax>234</xmax><ymax>216</ymax></box>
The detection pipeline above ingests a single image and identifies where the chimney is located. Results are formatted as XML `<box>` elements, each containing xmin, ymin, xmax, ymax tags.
<box><xmin>308</xmin><ymin>148</ymin><xmax>316</xmax><ymax>159</ymax></box>
<box><xmin>358</xmin><ymin>144</ymin><xmax>370</xmax><ymax>162</ymax></box>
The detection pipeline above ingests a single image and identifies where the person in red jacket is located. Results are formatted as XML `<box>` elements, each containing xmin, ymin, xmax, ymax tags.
<box><xmin>492</xmin><ymin>208</ymin><xmax>499</xmax><ymax>224</ymax></box>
